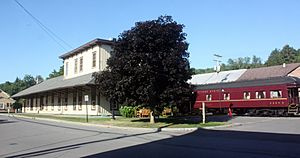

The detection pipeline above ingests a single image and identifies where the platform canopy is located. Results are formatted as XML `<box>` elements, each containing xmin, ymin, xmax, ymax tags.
<box><xmin>12</xmin><ymin>73</ymin><xmax>95</xmax><ymax>98</ymax></box>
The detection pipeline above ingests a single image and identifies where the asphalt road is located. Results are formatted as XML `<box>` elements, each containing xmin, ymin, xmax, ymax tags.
<box><xmin>0</xmin><ymin>114</ymin><xmax>300</xmax><ymax>158</ymax></box>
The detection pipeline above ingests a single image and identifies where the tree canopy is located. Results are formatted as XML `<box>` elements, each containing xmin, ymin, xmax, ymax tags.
<box><xmin>192</xmin><ymin>45</ymin><xmax>300</xmax><ymax>75</ymax></box>
<box><xmin>265</xmin><ymin>45</ymin><xmax>300</xmax><ymax>66</ymax></box>
<box><xmin>93</xmin><ymin>16</ymin><xmax>192</xmax><ymax>120</ymax></box>
<box><xmin>0</xmin><ymin>75</ymin><xmax>37</xmax><ymax>96</ymax></box>
<box><xmin>47</xmin><ymin>65</ymin><xmax>64</xmax><ymax>79</ymax></box>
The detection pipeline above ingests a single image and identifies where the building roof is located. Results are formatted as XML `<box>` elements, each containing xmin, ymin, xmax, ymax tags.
<box><xmin>59</xmin><ymin>38</ymin><xmax>114</xmax><ymax>59</ymax></box>
<box><xmin>12</xmin><ymin>73</ymin><xmax>95</xmax><ymax>98</ymax></box>
<box><xmin>0</xmin><ymin>89</ymin><xmax>11</xmax><ymax>99</ymax></box>
<box><xmin>188</xmin><ymin>69</ymin><xmax>247</xmax><ymax>85</ymax></box>
<box><xmin>194</xmin><ymin>76</ymin><xmax>300</xmax><ymax>90</ymax></box>
<box><xmin>237</xmin><ymin>63</ymin><xmax>300</xmax><ymax>81</ymax></box>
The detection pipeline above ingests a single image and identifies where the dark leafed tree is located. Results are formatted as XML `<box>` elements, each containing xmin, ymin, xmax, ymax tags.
<box><xmin>93</xmin><ymin>16</ymin><xmax>192</xmax><ymax>123</ymax></box>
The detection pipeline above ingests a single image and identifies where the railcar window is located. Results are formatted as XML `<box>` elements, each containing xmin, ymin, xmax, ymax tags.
<box><xmin>224</xmin><ymin>93</ymin><xmax>230</xmax><ymax>100</ymax></box>
<box><xmin>243</xmin><ymin>92</ymin><xmax>250</xmax><ymax>99</ymax></box>
<box><xmin>256</xmin><ymin>91</ymin><xmax>266</xmax><ymax>99</ymax></box>
<box><xmin>206</xmin><ymin>94</ymin><xmax>212</xmax><ymax>101</ymax></box>
<box><xmin>270</xmin><ymin>90</ymin><xmax>282</xmax><ymax>98</ymax></box>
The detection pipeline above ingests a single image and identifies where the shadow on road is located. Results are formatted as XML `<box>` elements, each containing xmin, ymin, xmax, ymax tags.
<box><xmin>84</xmin><ymin>129</ymin><xmax>300</xmax><ymax>158</ymax></box>
<box><xmin>0</xmin><ymin>119</ymin><xmax>16</xmax><ymax>124</ymax></box>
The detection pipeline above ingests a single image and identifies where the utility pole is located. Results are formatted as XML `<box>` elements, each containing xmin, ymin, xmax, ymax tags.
<box><xmin>213</xmin><ymin>54</ymin><xmax>222</xmax><ymax>112</ymax></box>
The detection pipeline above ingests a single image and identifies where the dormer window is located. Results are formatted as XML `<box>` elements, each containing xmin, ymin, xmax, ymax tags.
<box><xmin>79</xmin><ymin>57</ymin><xmax>83</xmax><ymax>72</ymax></box>
<box><xmin>92</xmin><ymin>52</ymin><xmax>96</xmax><ymax>68</ymax></box>
<box><xmin>65</xmin><ymin>62</ymin><xmax>69</xmax><ymax>76</ymax></box>
<box><xmin>74</xmin><ymin>58</ymin><xmax>78</xmax><ymax>74</ymax></box>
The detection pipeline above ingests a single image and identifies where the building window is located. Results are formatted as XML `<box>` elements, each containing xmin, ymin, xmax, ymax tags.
<box><xmin>206</xmin><ymin>94</ymin><xmax>212</xmax><ymax>101</ymax></box>
<box><xmin>64</xmin><ymin>93</ymin><xmax>68</xmax><ymax>110</ymax></box>
<box><xmin>73</xmin><ymin>90</ymin><xmax>77</xmax><ymax>110</ymax></box>
<box><xmin>51</xmin><ymin>94</ymin><xmax>54</xmax><ymax>111</ymax></box>
<box><xmin>58</xmin><ymin>94</ymin><xmax>61</xmax><ymax>111</ymax></box>
<box><xmin>92</xmin><ymin>52</ymin><xmax>96</xmax><ymax>68</ymax></box>
<box><xmin>79</xmin><ymin>57</ymin><xmax>83</xmax><ymax>72</ymax></box>
<box><xmin>26</xmin><ymin>99</ymin><xmax>29</xmax><ymax>108</ymax></box>
<box><xmin>74</xmin><ymin>58</ymin><xmax>78</xmax><ymax>74</ymax></box>
<box><xmin>78</xmin><ymin>91</ymin><xmax>82</xmax><ymax>110</ymax></box>
<box><xmin>0</xmin><ymin>103</ymin><xmax>4</xmax><ymax>109</ymax></box>
<box><xmin>223</xmin><ymin>93</ymin><xmax>230</xmax><ymax>100</ymax></box>
<box><xmin>243</xmin><ymin>92</ymin><xmax>251</xmax><ymax>100</ymax></box>
<box><xmin>91</xmin><ymin>87</ymin><xmax>96</xmax><ymax>110</ymax></box>
<box><xmin>40</xmin><ymin>96</ymin><xmax>44</xmax><ymax>110</ymax></box>
<box><xmin>35</xmin><ymin>97</ymin><xmax>38</xmax><ymax>108</ymax></box>
<box><xmin>30</xmin><ymin>98</ymin><xmax>34</xmax><ymax>110</ymax></box>
<box><xmin>65</xmin><ymin>62</ymin><xmax>69</xmax><ymax>76</ymax></box>
<box><xmin>45</xmin><ymin>95</ymin><xmax>48</xmax><ymax>111</ymax></box>
<box><xmin>270</xmin><ymin>90</ymin><xmax>282</xmax><ymax>98</ymax></box>
<box><xmin>256</xmin><ymin>91</ymin><xmax>266</xmax><ymax>99</ymax></box>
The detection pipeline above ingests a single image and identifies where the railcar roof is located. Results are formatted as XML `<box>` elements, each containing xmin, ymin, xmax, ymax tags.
<box><xmin>194</xmin><ymin>76</ymin><xmax>300</xmax><ymax>90</ymax></box>
<box><xmin>188</xmin><ymin>69</ymin><xmax>247</xmax><ymax>85</ymax></box>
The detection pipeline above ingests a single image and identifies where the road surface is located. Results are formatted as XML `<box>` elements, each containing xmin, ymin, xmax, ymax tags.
<box><xmin>0</xmin><ymin>114</ymin><xmax>300</xmax><ymax>158</ymax></box>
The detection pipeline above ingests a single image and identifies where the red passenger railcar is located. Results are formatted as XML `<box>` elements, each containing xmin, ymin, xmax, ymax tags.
<box><xmin>193</xmin><ymin>76</ymin><xmax>300</xmax><ymax>116</ymax></box>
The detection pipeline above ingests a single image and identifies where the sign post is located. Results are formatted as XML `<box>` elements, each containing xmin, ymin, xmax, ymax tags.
<box><xmin>84</xmin><ymin>95</ymin><xmax>89</xmax><ymax>123</ymax></box>
<box><xmin>202</xmin><ymin>102</ymin><xmax>206</xmax><ymax>124</ymax></box>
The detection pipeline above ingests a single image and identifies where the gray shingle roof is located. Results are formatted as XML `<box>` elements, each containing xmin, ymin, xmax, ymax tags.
<box><xmin>12</xmin><ymin>73</ymin><xmax>95</xmax><ymax>98</ymax></box>
<box><xmin>237</xmin><ymin>63</ymin><xmax>300</xmax><ymax>81</ymax></box>
<box><xmin>188</xmin><ymin>69</ymin><xmax>247</xmax><ymax>85</ymax></box>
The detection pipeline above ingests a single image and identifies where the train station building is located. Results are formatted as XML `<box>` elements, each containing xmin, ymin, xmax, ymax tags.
<box><xmin>12</xmin><ymin>38</ymin><xmax>114</xmax><ymax>116</ymax></box>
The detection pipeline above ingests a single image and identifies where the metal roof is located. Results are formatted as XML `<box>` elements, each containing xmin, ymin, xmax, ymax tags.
<box><xmin>194</xmin><ymin>76</ymin><xmax>300</xmax><ymax>90</ymax></box>
<box><xmin>188</xmin><ymin>69</ymin><xmax>247</xmax><ymax>85</ymax></box>
<box><xmin>237</xmin><ymin>63</ymin><xmax>300</xmax><ymax>81</ymax></box>
<box><xmin>59</xmin><ymin>38</ymin><xmax>114</xmax><ymax>59</ymax></box>
<box><xmin>12</xmin><ymin>73</ymin><xmax>95</xmax><ymax>98</ymax></box>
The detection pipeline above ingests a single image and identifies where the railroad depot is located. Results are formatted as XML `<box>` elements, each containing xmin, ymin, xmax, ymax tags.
<box><xmin>12</xmin><ymin>38</ymin><xmax>114</xmax><ymax>115</ymax></box>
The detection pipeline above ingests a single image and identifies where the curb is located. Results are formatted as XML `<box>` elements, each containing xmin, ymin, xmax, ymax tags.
<box><xmin>7</xmin><ymin>114</ymin><xmax>233</xmax><ymax>132</ymax></box>
<box><xmin>202</xmin><ymin>123</ymin><xmax>242</xmax><ymax>129</ymax></box>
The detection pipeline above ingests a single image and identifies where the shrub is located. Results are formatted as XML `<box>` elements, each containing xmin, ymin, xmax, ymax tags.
<box><xmin>119</xmin><ymin>106</ymin><xmax>136</xmax><ymax>118</ymax></box>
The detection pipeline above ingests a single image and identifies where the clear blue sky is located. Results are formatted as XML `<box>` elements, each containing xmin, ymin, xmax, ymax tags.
<box><xmin>1</xmin><ymin>0</ymin><xmax>300</xmax><ymax>83</ymax></box>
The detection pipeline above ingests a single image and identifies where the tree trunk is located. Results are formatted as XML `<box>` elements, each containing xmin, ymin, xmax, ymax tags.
<box><xmin>150</xmin><ymin>111</ymin><xmax>155</xmax><ymax>123</ymax></box>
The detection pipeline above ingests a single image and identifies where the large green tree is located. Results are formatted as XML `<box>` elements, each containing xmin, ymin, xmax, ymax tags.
<box><xmin>265</xmin><ymin>45</ymin><xmax>298</xmax><ymax>66</ymax></box>
<box><xmin>47</xmin><ymin>65</ymin><xmax>63</xmax><ymax>79</ymax></box>
<box><xmin>0</xmin><ymin>75</ymin><xmax>37</xmax><ymax>96</ymax></box>
<box><xmin>93</xmin><ymin>16</ymin><xmax>192</xmax><ymax>123</ymax></box>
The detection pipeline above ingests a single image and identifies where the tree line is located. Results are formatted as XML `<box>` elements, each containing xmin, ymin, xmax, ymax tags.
<box><xmin>0</xmin><ymin>66</ymin><xmax>63</xmax><ymax>96</ymax></box>
<box><xmin>192</xmin><ymin>45</ymin><xmax>300</xmax><ymax>74</ymax></box>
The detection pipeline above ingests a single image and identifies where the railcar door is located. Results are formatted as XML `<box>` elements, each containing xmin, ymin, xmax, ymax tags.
<box><xmin>288</xmin><ymin>88</ymin><xmax>299</xmax><ymax>114</ymax></box>
<box><xmin>288</xmin><ymin>88</ymin><xmax>299</xmax><ymax>105</ymax></box>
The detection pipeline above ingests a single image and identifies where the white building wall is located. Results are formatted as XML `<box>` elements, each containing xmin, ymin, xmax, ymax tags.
<box><xmin>64</xmin><ymin>44</ymin><xmax>112</xmax><ymax>79</ymax></box>
<box><xmin>99</xmin><ymin>44</ymin><xmax>112</xmax><ymax>71</ymax></box>
<box><xmin>22</xmin><ymin>89</ymin><xmax>111</xmax><ymax>116</ymax></box>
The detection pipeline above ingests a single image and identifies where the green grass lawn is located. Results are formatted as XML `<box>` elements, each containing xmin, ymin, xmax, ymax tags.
<box><xmin>15</xmin><ymin>113</ymin><xmax>226</xmax><ymax>128</ymax></box>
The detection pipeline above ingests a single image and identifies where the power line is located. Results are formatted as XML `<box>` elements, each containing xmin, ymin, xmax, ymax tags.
<box><xmin>14</xmin><ymin>0</ymin><xmax>73</xmax><ymax>51</ymax></box>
